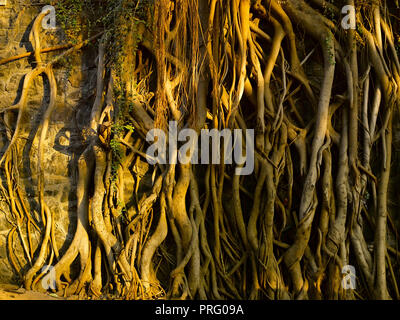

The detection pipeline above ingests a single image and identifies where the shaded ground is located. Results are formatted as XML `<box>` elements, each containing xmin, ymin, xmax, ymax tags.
<box><xmin>0</xmin><ymin>284</ymin><xmax>68</xmax><ymax>300</ymax></box>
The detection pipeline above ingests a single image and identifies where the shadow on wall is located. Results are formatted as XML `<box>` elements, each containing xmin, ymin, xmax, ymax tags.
<box><xmin>0</xmin><ymin>1</ymin><xmax>98</xmax><ymax>285</ymax></box>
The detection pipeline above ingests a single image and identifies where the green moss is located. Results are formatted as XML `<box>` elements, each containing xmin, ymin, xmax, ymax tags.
<box><xmin>53</xmin><ymin>1</ymin><xmax>154</xmax><ymax>185</ymax></box>
<box><xmin>396</xmin><ymin>36</ymin><xmax>400</xmax><ymax>57</ymax></box>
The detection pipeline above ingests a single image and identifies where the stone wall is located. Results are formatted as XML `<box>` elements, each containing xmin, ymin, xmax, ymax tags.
<box><xmin>0</xmin><ymin>0</ymin><xmax>97</xmax><ymax>284</ymax></box>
